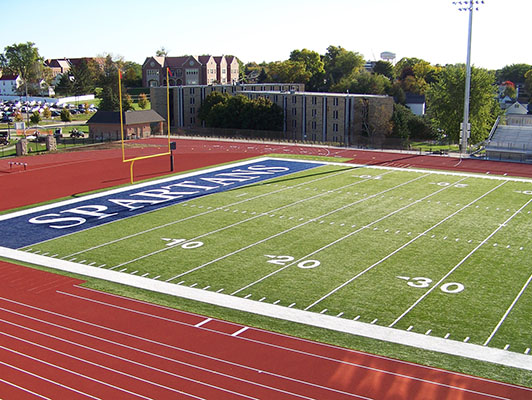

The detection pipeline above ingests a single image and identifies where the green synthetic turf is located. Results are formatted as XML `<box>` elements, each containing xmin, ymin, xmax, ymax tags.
<box><xmin>21</xmin><ymin>161</ymin><xmax>532</xmax><ymax>385</ymax></box>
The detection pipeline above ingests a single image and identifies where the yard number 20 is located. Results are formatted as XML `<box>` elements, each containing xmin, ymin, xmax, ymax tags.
<box><xmin>265</xmin><ymin>255</ymin><xmax>321</xmax><ymax>269</ymax></box>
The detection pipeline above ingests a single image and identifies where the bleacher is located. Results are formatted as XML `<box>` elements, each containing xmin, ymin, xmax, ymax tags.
<box><xmin>485</xmin><ymin>115</ymin><xmax>532</xmax><ymax>163</ymax></box>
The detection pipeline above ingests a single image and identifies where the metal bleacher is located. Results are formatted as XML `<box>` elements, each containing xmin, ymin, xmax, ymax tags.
<box><xmin>485</xmin><ymin>115</ymin><xmax>532</xmax><ymax>163</ymax></box>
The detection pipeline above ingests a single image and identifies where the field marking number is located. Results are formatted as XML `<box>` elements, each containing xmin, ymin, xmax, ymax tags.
<box><xmin>397</xmin><ymin>276</ymin><xmax>465</xmax><ymax>294</ymax></box>
<box><xmin>431</xmin><ymin>182</ymin><xmax>468</xmax><ymax>188</ymax></box>
<box><xmin>265</xmin><ymin>255</ymin><xmax>321</xmax><ymax>269</ymax></box>
<box><xmin>162</xmin><ymin>238</ymin><xmax>204</xmax><ymax>249</ymax></box>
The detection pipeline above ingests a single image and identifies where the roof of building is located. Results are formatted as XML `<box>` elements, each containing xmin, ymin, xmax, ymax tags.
<box><xmin>405</xmin><ymin>93</ymin><xmax>426</xmax><ymax>104</ymax></box>
<box><xmin>87</xmin><ymin>110</ymin><xmax>165</xmax><ymax>125</ymax></box>
<box><xmin>0</xmin><ymin>74</ymin><xmax>19</xmax><ymax>81</ymax></box>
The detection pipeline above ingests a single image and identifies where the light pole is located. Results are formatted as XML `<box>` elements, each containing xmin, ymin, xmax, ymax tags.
<box><xmin>453</xmin><ymin>0</ymin><xmax>484</xmax><ymax>154</ymax></box>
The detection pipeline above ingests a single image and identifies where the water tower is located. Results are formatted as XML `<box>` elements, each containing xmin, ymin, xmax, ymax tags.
<box><xmin>380</xmin><ymin>51</ymin><xmax>396</xmax><ymax>64</ymax></box>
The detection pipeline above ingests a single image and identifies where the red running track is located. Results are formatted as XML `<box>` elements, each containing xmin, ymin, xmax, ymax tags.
<box><xmin>2</xmin><ymin>137</ymin><xmax>532</xmax><ymax>211</ymax></box>
<box><xmin>1</xmin><ymin>261</ymin><xmax>530</xmax><ymax>399</ymax></box>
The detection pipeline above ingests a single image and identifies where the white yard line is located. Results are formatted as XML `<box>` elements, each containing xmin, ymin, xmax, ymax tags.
<box><xmin>233</xmin><ymin>176</ymin><xmax>465</xmax><ymax>296</ymax></box>
<box><xmin>111</xmin><ymin>170</ymin><xmax>392</xmax><ymax>271</ymax></box>
<box><xmin>64</xmin><ymin>165</ymin><xmax>359</xmax><ymax>258</ymax></box>
<box><xmin>303</xmin><ymin>180</ymin><xmax>507</xmax><ymax>311</ymax></box>
<box><xmin>389</xmin><ymin>197</ymin><xmax>532</xmax><ymax>328</ymax></box>
<box><xmin>166</xmin><ymin>173</ymin><xmax>428</xmax><ymax>282</ymax></box>
<box><xmin>484</xmin><ymin>272</ymin><xmax>532</xmax><ymax>346</ymax></box>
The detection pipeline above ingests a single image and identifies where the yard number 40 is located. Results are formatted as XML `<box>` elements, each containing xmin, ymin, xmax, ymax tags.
<box><xmin>265</xmin><ymin>255</ymin><xmax>321</xmax><ymax>269</ymax></box>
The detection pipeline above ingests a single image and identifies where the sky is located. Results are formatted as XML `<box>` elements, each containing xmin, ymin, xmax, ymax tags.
<box><xmin>1</xmin><ymin>0</ymin><xmax>531</xmax><ymax>71</ymax></box>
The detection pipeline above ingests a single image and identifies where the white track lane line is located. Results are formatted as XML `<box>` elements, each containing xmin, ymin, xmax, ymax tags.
<box><xmin>0</xmin><ymin>317</ymin><xmax>259</xmax><ymax>400</ymax></box>
<box><xmin>0</xmin><ymin>305</ymin><xmax>355</xmax><ymax>400</ymax></box>
<box><xmin>74</xmin><ymin>285</ymin><xmax>532</xmax><ymax>393</ymax></box>
<box><xmin>5</xmin><ymin>293</ymin><xmax>514</xmax><ymax>399</ymax></box>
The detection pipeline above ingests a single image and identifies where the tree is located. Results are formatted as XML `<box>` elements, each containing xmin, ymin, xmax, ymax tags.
<box><xmin>54</xmin><ymin>73</ymin><xmax>74</xmax><ymax>96</ymax></box>
<box><xmin>426</xmin><ymin>64</ymin><xmax>500</xmax><ymax>144</ymax></box>
<box><xmin>289</xmin><ymin>49</ymin><xmax>325</xmax><ymax>91</ymax></box>
<box><xmin>524</xmin><ymin>69</ymin><xmax>532</xmax><ymax>95</ymax></box>
<box><xmin>42</xmin><ymin>107</ymin><xmax>51</xmax><ymax>119</ymax></box>
<box><xmin>97</xmin><ymin>55</ymin><xmax>132</xmax><ymax>112</ymax></box>
<box><xmin>372</xmin><ymin>61</ymin><xmax>395</xmax><ymax>80</ymax></box>
<box><xmin>496</xmin><ymin>64</ymin><xmax>532</xmax><ymax>84</ymax></box>
<box><xmin>155</xmin><ymin>47</ymin><xmax>169</xmax><ymax>57</ymax></box>
<box><xmin>392</xmin><ymin>104</ymin><xmax>437</xmax><ymax>141</ymax></box>
<box><xmin>122</xmin><ymin>61</ymin><xmax>142</xmax><ymax>87</ymax></box>
<box><xmin>30</xmin><ymin>111</ymin><xmax>41</xmax><ymax>125</ymax></box>
<box><xmin>138</xmin><ymin>93</ymin><xmax>149</xmax><ymax>109</ymax></box>
<box><xmin>60</xmin><ymin>108</ymin><xmax>72</xmax><ymax>122</ymax></box>
<box><xmin>323</xmin><ymin>45</ymin><xmax>365</xmax><ymax>90</ymax></box>
<box><xmin>331</xmin><ymin>70</ymin><xmax>391</xmax><ymax>95</ymax></box>
<box><xmin>267</xmin><ymin>60</ymin><xmax>311</xmax><ymax>84</ymax></box>
<box><xmin>0</xmin><ymin>42</ymin><xmax>43</xmax><ymax>98</ymax></box>
<box><xmin>71</xmin><ymin>59</ymin><xmax>94</xmax><ymax>95</ymax></box>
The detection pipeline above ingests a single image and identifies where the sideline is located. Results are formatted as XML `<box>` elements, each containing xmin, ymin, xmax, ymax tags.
<box><xmin>1</xmin><ymin>245</ymin><xmax>531</xmax><ymax>372</ymax></box>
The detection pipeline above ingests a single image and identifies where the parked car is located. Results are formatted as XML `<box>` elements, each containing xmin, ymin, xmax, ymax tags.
<box><xmin>1</xmin><ymin>115</ymin><xmax>13</xmax><ymax>123</ymax></box>
<box><xmin>0</xmin><ymin>132</ymin><xmax>8</xmax><ymax>146</ymax></box>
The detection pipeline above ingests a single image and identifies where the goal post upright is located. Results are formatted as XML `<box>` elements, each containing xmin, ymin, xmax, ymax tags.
<box><xmin>119</xmin><ymin>67</ymin><xmax>173</xmax><ymax>184</ymax></box>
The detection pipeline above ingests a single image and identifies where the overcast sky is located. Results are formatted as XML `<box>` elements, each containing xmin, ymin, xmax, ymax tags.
<box><xmin>1</xmin><ymin>0</ymin><xmax>530</xmax><ymax>70</ymax></box>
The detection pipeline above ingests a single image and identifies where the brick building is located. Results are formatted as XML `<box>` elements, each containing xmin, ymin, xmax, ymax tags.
<box><xmin>150</xmin><ymin>83</ymin><xmax>393</xmax><ymax>146</ymax></box>
<box><xmin>142</xmin><ymin>55</ymin><xmax>240</xmax><ymax>87</ymax></box>
<box><xmin>87</xmin><ymin>110</ymin><xmax>165</xmax><ymax>141</ymax></box>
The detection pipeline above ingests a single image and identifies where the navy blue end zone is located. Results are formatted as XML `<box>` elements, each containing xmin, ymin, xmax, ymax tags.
<box><xmin>0</xmin><ymin>158</ymin><xmax>324</xmax><ymax>249</ymax></box>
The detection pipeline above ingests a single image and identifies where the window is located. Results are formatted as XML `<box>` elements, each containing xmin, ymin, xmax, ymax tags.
<box><xmin>189</xmin><ymin>87</ymin><xmax>195</xmax><ymax>94</ymax></box>
<box><xmin>292</xmin><ymin>120</ymin><xmax>297</xmax><ymax>128</ymax></box>
<box><xmin>333</xmin><ymin>123</ymin><xmax>339</xmax><ymax>132</ymax></box>
<box><xmin>292</xmin><ymin>108</ymin><xmax>297</xmax><ymax>116</ymax></box>
<box><xmin>311</xmin><ymin>96</ymin><xmax>317</xmax><ymax>105</ymax></box>
<box><xmin>292</xmin><ymin>96</ymin><xmax>297</xmax><ymax>104</ymax></box>
<box><xmin>311</xmin><ymin>121</ymin><xmax>317</xmax><ymax>130</ymax></box>
<box><xmin>333</xmin><ymin>110</ymin><xmax>339</xmax><ymax>119</ymax></box>
<box><xmin>190</xmin><ymin>107</ymin><xmax>195</xmax><ymax>114</ymax></box>
<box><xmin>190</xmin><ymin>97</ymin><xmax>195</xmax><ymax>104</ymax></box>
<box><xmin>312</xmin><ymin>109</ymin><xmax>317</xmax><ymax>117</ymax></box>
<box><xmin>333</xmin><ymin>97</ymin><xmax>339</xmax><ymax>106</ymax></box>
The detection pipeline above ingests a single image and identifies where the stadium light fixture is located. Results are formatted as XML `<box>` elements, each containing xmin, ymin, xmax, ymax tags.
<box><xmin>453</xmin><ymin>1</ymin><xmax>484</xmax><ymax>154</ymax></box>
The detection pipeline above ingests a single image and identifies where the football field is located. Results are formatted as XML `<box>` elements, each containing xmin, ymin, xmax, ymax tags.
<box><xmin>4</xmin><ymin>157</ymin><xmax>532</xmax><ymax>361</ymax></box>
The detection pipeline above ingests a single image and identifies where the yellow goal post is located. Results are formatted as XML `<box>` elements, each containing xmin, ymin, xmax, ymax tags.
<box><xmin>119</xmin><ymin>68</ymin><xmax>172</xmax><ymax>183</ymax></box>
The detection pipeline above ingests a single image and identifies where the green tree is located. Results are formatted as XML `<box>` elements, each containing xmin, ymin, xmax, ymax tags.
<box><xmin>71</xmin><ymin>59</ymin><xmax>94</xmax><ymax>95</ymax></box>
<box><xmin>323</xmin><ymin>45</ymin><xmax>365</xmax><ymax>89</ymax></box>
<box><xmin>155</xmin><ymin>47</ymin><xmax>169</xmax><ymax>57</ymax></box>
<box><xmin>426</xmin><ymin>64</ymin><xmax>500</xmax><ymax>144</ymax></box>
<box><xmin>30</xmin><ymin>111</ymin><xmax>41</xmax><ymax>125</ymax></box>
<box><xmin>138</xmin><ymin>93</ymin><xmax>149</xmax><ymax>109</ymax></box>
<box><xmin>289</xmin><ymin>49</ymin><xmax>325</xmax><ymax>91</ymax></box>
<box><xmin>54</xmin><ymin>73</ymin><xmax>74</xmax><ymax>96</ymax></box>
<box><xmin>496</xmin><ymin>64</ymin><xmax>532</xmax><ymax>84</ymax></box>
<box><xmin>97</xmin><ymin>55</ymin><xmax>132</xmax><ymax>112</ymax></box>
<box><xmin>0</xmin><ymin>42</ymin><xmax>43</xmax><ymax>98</ymax></box>
<box><xmin>331</xmin><ymin>70</ymin><xmax>391</xmax><ymax>95</ymax></box>
<box><xmin>198</xmin><ymin>91</ymin><xmax>229</xmax><ymax>122</ymax></box>
<box><xmin>60</xmin><ymin>108</ymin><xmax>72</xmax><ymax>122</ymax></box>
<box><xmin>392</xmin><ymin>104</ymin><xmax>437</xmax><ymax>141</ymax></box>
<box><xmin>267</xmin><ymin>60</ymin><xmax>311</xmax><ymax>84</ymax></box>
<box><xmin>123</xmin><ymin>61</ymin><xmax>142</xmax><ymax>87</ymax></box>
<box><xmin>372</xmin><ymin>61</ymin><xmax>395</xmax><ymax>80</ymax></box>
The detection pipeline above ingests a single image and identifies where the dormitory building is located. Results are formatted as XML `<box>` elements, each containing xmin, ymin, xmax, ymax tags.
<box><xmin>150</xmin><ymin>83</ymin><xmax>394</xmax><ymax>146</ymax></box>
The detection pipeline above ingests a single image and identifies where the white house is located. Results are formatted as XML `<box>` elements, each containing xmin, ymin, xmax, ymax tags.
<box><xmin>0</xmin><ymin>74</ymin><xmax>22</xmax><ymax>95</ymax></box>
<box><xmin>505</xmin><ymin>101</ymin><xmax>528</xmax><ymax>115</ymax></box>
<box><xmin>405</xmin><ymin>93</ymin><xmax>426</xmax><ymax>116</ymax></box>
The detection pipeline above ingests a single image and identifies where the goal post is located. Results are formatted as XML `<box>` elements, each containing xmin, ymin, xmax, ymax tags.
<box><xmin>119</xmin><ymin>68</ymin><xmax>172</xmax><ymax>183</ymax></box>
